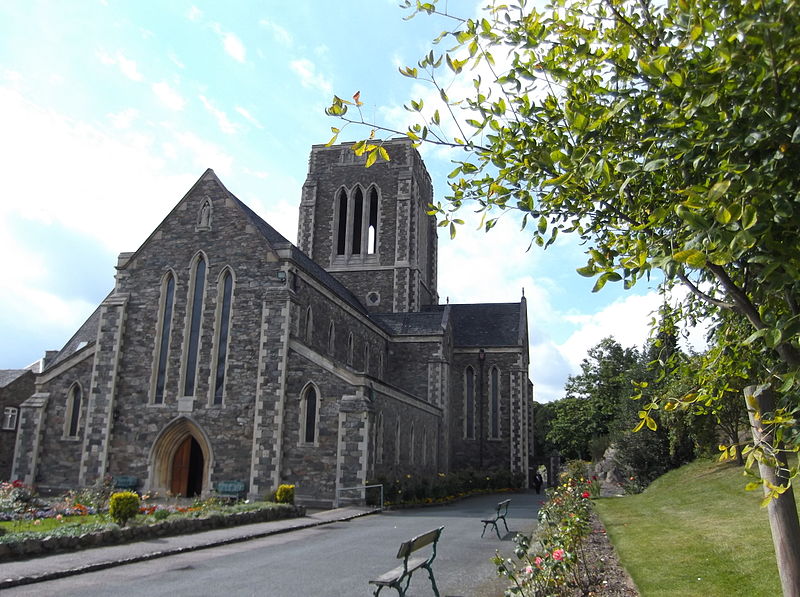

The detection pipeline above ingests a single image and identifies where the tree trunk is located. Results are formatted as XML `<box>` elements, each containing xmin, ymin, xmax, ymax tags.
<box><xmin>745</xmin><ymin>385</ymin><xmax>800</xmax><ymax>597</ymax></box>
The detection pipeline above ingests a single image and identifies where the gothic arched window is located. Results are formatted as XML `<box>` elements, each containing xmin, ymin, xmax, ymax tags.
<box><xmin>305</xmin><ymin>306</ymin><xmax>313</xmax><ymax>344</ymax></box>
<box><xmin>333</xmin><ymin>185</ymin><xmax>380</xmax><ymax>261</ymax></box>
<box><xmin>328</xmin><ymin>321</ymin><xmax>335</xmax><ymax>355</ymax></box>
<box><xmin>490</xmin><ymin>366</ymin><xmax>500</xmax><ymax>439</ymax></box>
<box><xmin>347</xmin><ymin>333</ymin><xmax>354</xmax><ymax>366</ymax></box>
<box><xmin>376</xmin><ymin>412</ymin><xmax>384</xmax><ymax>465</ymax></box>
<box><xmin>464</xmin><ymin>366</ymin><xmax>476</xmax><ymax>440</ymax></box>
<box><xmin>65</xmin><ymin>383</ymin><xmax>82</xmax><ymax>438</ymax></box>
<box><xmin>153</xmin><ymin>272</ymin><xmax>175</xmax><ymax>404</ymax></box>
<box><xmin>212</xmin><ymin>269</ymin><xmax>234</xmax><ymax>405</ymax></box>
<box><xmin>183</xmin><ymin>254</ymin><xmax>207</xmax><ymax>397</ymax></box>
<box><xmin>301</xmin><ymin>384</ymin><xmax>319</xmax><ymax>444</ymax></box>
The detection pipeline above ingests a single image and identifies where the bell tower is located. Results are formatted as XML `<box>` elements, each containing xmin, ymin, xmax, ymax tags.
<box><xmin>297</xmin><ymin>138</ymin><xmax>438</xmax><ymax>313</ymax></box>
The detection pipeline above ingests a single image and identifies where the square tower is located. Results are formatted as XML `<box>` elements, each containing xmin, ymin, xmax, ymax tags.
<box><xmin>297</xmin><ymin>138</ymin><xmax>438</xmax><ymax>313</ymax></box>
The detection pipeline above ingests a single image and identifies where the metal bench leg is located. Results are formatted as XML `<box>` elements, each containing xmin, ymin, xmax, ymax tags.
<box><xmin>493</xmin><ymin>521</ymin><xmax>502</xmax><ymax>539</ymax></box>
<box><xmin>424</xmin><ymin>564</ymin><xmax>440</xmax><ymax>597</ymax></box>
<box><xmin>501</xmin><ymin>515</ymin><xmax>509</xmax><ymax>534</ymax></box>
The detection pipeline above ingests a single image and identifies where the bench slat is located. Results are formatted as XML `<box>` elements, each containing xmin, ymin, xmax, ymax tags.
<box><xmin>369</xmin><ymin>556</ymin><xmax>428</xmax><ymax>585</ymax></box>
<box><xmin>396</xmin><ymin>526</ymin><xmax>443</xmax><ymax>558</ymax></box>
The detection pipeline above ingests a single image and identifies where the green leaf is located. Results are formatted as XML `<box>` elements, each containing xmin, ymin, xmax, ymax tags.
<box><xmin>741</xmin><ymin>205</ymin><xmax>757</xmax><ymax>229</ymax></box>
<box><xmin>365</xmin><ymin>150</ymin><xmax>377</xmax><ymax>168</ymax></box>
<box><xmin>576</xmin><ymin>264</ymin><xmax>596</xmax><ymax>277</ymax></box>
<box><xmin>707</xmin><ymin>180</ymin><xmax>731</xmax><ymax>201</ymax></box>
<box><xmin>537</xmin><ymin>216</ymin><xmax>547</xmax><ymax>234</ymax></box>
<box><xmin>592</xmin><ymin>271</ymin><xmax>622</xmax><ymax>292</ymax></box>
<box><xmin>643</xmin><ymin>159</ymin><xmax>668</xmax><ymax>172</ymax></box>
<box><xmin>616</xmin><ymin>160</ymin><xmax>638</xmax><ymax>173</ymax></box>
<box><xmin>673</xmin><ymin>249</ymin><xmax>706</xmax><ymax>267</ymax></box>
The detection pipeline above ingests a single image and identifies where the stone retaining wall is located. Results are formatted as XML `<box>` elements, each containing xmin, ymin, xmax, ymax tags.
<box><xmin>0</xmin><ymin>504</ymin><xmax>304</xmax><ymax>562</ymax></box>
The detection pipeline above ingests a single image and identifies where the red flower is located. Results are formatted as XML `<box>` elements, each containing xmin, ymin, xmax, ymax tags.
<box><xmin>581</xmin><ymin>491</ymin><xmax>591</xmax><ymax>499</ymax></box>
<box><xmin>552</xmin><ymin>548</ymin><xmax>565</xmax><ymax>561</ymax></box>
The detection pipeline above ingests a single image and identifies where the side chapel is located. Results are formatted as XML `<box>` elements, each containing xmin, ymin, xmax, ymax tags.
<box><xmin>10</xmin><ymin>139</ymin><xmax>534</xmax><ymax>505</ymax></box>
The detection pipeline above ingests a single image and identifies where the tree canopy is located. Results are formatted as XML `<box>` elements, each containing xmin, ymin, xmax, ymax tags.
<box><xmin>326</xmin><ymin>0</ymin><xmax>800</xmax><ymax>462</ymax></box>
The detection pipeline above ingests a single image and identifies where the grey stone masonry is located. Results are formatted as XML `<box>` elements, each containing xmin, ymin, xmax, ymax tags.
<box><xmin>335</xmin><ymin>391</ymin><xmax>371</xmax><ymax>505</ymax></box>
<box><xmin>78</xmin><ymin>293</ymin><xmax>128</xmax><ymax>487</ymax></box>
<box><xmin>10</xmin><ymin>393</ymin><xmax>49</xmax><ymax>485</ymax></box>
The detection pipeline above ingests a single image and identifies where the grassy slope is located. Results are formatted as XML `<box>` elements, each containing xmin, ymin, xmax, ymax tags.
<box><xmin>595</xmin><ymin>459</ymin><xmax>794</xmax><ymax>597</ymax></box>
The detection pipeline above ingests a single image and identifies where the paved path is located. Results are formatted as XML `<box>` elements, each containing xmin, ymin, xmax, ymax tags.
<box><xmin>1</xmin><ymin>491</ymin><xmax>546</xmax><ymax>596</ymax></box>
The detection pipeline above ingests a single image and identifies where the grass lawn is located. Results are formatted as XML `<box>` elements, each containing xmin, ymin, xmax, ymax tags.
<box><xmin>0</xmin><ymin>514</ymin><xmax>103</xmax><ymax>534</ymax></box>
<box><xmin>595</xmin><ymin>459</ymin><xmax>797</xmax><ymax>597</ymax></box>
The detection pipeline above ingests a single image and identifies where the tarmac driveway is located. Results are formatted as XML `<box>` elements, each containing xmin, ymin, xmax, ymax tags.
<box><xmin>4</xmin><ymin>491</ymin><xmax>545</xmax><ymax>597</ymax></box>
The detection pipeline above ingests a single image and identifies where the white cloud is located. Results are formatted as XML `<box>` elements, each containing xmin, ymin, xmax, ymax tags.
<box><xmin>289</xmin><ymin>58</ymin><xmax>332</xmax><ymax>95</ymax></box>
<box><xmin>168</xmin><ymin>51</ymin><xmax>185</xmax><ymax>69</ymax></box>
<box><xmin>174</xmin><ymin>131</ymin><xmax>234</xmax><ymax>176</ymax></box>
<box><xmin>107</xmin><ymin>108</ymin><xmax>139</xmax><ymax>129</ymax></box>
<box><xmin>199</xmin><ymin>95</ymin><xmax>238</xmax><ymax>134</ymax></box>
<box><xmin>258</xmin><ymin>19</ymin><xmax>293</xmax><ymax>46</ymax></box>
<box><xmin>235</xmin><ymin>106</ymin><xmax>264</xmax><ymax>129</ymax></box>
<box><xmin>96</xmin><ymin>50</ymin><xmax>144</xmax><ymax>82</ymax></box>
<box><xmin>211</xmin><ymin>24</ymin><xmax>246</xmax><ymax>63</ymax></box>
<box><xmin>187</xmin><ymin>6</ymin><xmax>203</xmax><ymax>21</ymax></box>
<box><xmin>152</xmin><ymin>81</ymin><xmax>185</xmax><ymax>111</ymax></box>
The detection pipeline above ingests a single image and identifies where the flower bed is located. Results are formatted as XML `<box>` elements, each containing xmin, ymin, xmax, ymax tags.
<box><xmin>0</xmin><ymin>480</ymin><xmax>304</xmax><ymax>562</ymax></box>
<box><xmin>494</xmin><ymin>471</ymin><xmax>602</xmax><ymax>595</ymax></box>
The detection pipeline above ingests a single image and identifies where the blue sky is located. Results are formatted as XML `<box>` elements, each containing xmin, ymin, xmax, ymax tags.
<box><xmin>0</xmin><ymin>0</ymin><xmax>672</xmax><ymax>402</ymax></box>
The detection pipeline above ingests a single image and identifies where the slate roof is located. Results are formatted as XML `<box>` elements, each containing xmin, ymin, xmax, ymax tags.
<box><xmin>371</xmin><ymin>311</ymin><xmax>446</xmax><ymax>335</ymax></box>
<box><xmin>50</xmin><ymin>300</ymin><xmax>105</xmax><ymax>368</ymax></box>
<box><xmin>224</xmin><ymin>179</ymin><xmax>369</xmax><ymax>315</ymax></box>
<box><xmin>425</xmin><ymin>302</ymin><xmax>523</xmax><ymax>347</ymax></box>
<box><xmin>0</xmin><ymin>369</ymin><xmax>29</xmax><ymax>388</ymax></box>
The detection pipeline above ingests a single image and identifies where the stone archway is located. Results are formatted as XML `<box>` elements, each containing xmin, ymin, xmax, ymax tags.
<box><xmin>149</xmin><ymin>417</ymin><xmax>212</xmax><ymax>497</ymax></box>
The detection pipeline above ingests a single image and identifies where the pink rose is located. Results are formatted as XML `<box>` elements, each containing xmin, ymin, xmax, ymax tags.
<box><xmin>524</xmin><ymin>565</ymin><xmax>533</xmax><ymax>574</ymax></box>
<box><xmin>535</xmin><ymin>556</ymin><xmax>544</xmax><ymax>569</ymax></box>
<box><xmin>552</xmin><ymin>548</ymin><xmax>565</xmax><ymax>561</ymax></box>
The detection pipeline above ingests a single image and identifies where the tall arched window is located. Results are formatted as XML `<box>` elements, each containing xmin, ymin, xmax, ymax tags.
<box><xmin>464</xmin><ymin>366</ymin><xmax>476</xmax><ymax>439</ymax></box>
<box><xmin>304</xmin><ymin>306</ymin><xmax>313</xmax><ymax>344</ymax></box>
<box><xmin>364</xmin><ymin>343</ymin><xmax>370</xmax><ymax>374</ymax></box>
<box><xmin>422</xmin><ymin>428</ymin><xmax>428</xmax><ymax>466</ymax></box>
<box><xmin>490</xmin><ymin>366</ymin><xmax>500</xmax><ymax>439</ymax></box>
<box><xmin>183</xmin><ymin>255</ymin><xmax>206</xmax><ymax>396</ymax></box>
<box><xmin>395</xmin><ymin>419</ymin><xmax>401</xmax><ymax>465</ymax></box>
<box><xmin>410</xmin><ymin>422</ymin><xmax>415</xmax><ymax>464</ymax></box>
<box><xmin>376</xmin><ymin>412</ymin><xmax>384</xmax><ymax>464</ymax></box>
<box><xmin>301</xmin><ymin>385</ymin><xmax>318</xmax><ymax>444</ymax></box>
<box><xmin>65</xmin><ymin>383</ymin><xmax>82</xmax><ymax>438</ymax></box>
<box><xmin>212</xmin><ymin>269</ymin><xmax>234</xmax><ymax>405</ymax></box>
<box><xmin>333</xmin><ymin>185</ymin><xmax>380</xmax><ymax>260</ymax></box>
<box><xmin>153</xmin><ymin>272</ymin><xmax>175</xmax><ymax>404</ymax></box>
<box><xmin>347</xmin><ymin>333</ymin><xmax>354</xmax><ymax>366</ymax></box>
<box><xmin>335</xmin><ymin>188</ymin><xmax>348</xmax><ymax>255</ymax></box>
<box><xmin>367</xmin><ymin>187</ymin><xmax>378</xmax><ymax>254</ymax></box>
<box><xmin>378</xmin><ymin>351</ymin><xmax>384</xmax><ymax>379</ymax></box>
<box><xmin>328</xmin><ymin>321</ymin><xmax>335</xmax><ymax>355</ymax></box>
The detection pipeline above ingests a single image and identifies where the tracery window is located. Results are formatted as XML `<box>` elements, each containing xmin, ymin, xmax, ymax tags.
<box><xmin>183</xmin><ymin>255</ymin><xmax>206</xmax><ymax>396</ymax></box>
<box><xmin>212</xmin><ymin>269</ymin><xmax>234</xmax><ymax>405</ymax></box>
<box><xmin>64</xmin><ymin>383</ymin><xmax>82</xmax><ymax>438</ymax></box>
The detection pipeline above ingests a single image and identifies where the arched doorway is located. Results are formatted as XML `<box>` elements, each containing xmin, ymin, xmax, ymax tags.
<box><xmin>149</xmin><ymin>417</ymin><xmax>212</xmax><ymax>498</ymax></box>
<box><xmin>171</xmin><ymin>436</ymin><xmax>204</xmax><ymax>497</ymax></box>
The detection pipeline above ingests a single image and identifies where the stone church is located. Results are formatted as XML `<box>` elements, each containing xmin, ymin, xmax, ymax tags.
<box><xmin>10</xmin><ymin>139</ymin><xmax>533</xmax><ymax>506</ymax></box>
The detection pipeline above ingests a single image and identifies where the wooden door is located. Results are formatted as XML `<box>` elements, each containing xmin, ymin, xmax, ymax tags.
<box><xmin>171</xmin><ymin>437</ymin><xmax>191</xmax><ymax>496</ymax></box>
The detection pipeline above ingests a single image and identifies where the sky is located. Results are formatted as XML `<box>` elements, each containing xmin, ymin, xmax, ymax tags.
<box><xmin>0</xmin><ymin>0</ymin><xmax>675</xmax><ymax>402</ymax></box>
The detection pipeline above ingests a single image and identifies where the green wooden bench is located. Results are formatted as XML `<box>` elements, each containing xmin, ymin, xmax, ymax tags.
<box><xmin>214</xmin><ymin>480</ymin><xmax>246</xmax><ymax>501</ymax></box>
<box><xmin>369</xmin><ymin>526</ymin><xmax>444</xmax><ymax>597</ymax></box>
<box><xmin>113</xmin><ymin>476</ymin><xmax>139</xmax><ymax>492</ymax></box>
<box><xmin>481</xmin><ymin>499</ymin><xmax>511</xmax><ymax>539</ymax></box>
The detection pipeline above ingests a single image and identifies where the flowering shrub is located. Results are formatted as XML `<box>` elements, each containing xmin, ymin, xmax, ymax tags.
<box><xmin>494</xmin><ymin>475</ymin><xmax>596</xmax><ymax>595</ymax></box>
<box><xmin>273</xmin><ymin>484</ymin><xmax>295</xmax><ymax>504</ymax></box>
<box><xmin>109</xmin><ymin>491</ymin><xmax>140</xmax><ymax>526</ymax></box>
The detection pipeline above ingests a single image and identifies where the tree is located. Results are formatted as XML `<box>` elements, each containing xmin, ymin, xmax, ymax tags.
<box><xmin>546</xmin><ymin>337</ymin><xmax>638</xmax><ymax>459</ymax></box>
<box><xmin>325</xmin><ymin>0</ymin><xmax>800</xmax><ymax>590</ymax></box>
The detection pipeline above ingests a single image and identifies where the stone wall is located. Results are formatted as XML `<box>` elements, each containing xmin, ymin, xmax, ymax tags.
<box><xmin>0</xmin><ymin>371</ymin><xmax>34</xmax><ymax>481</ymax></box>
